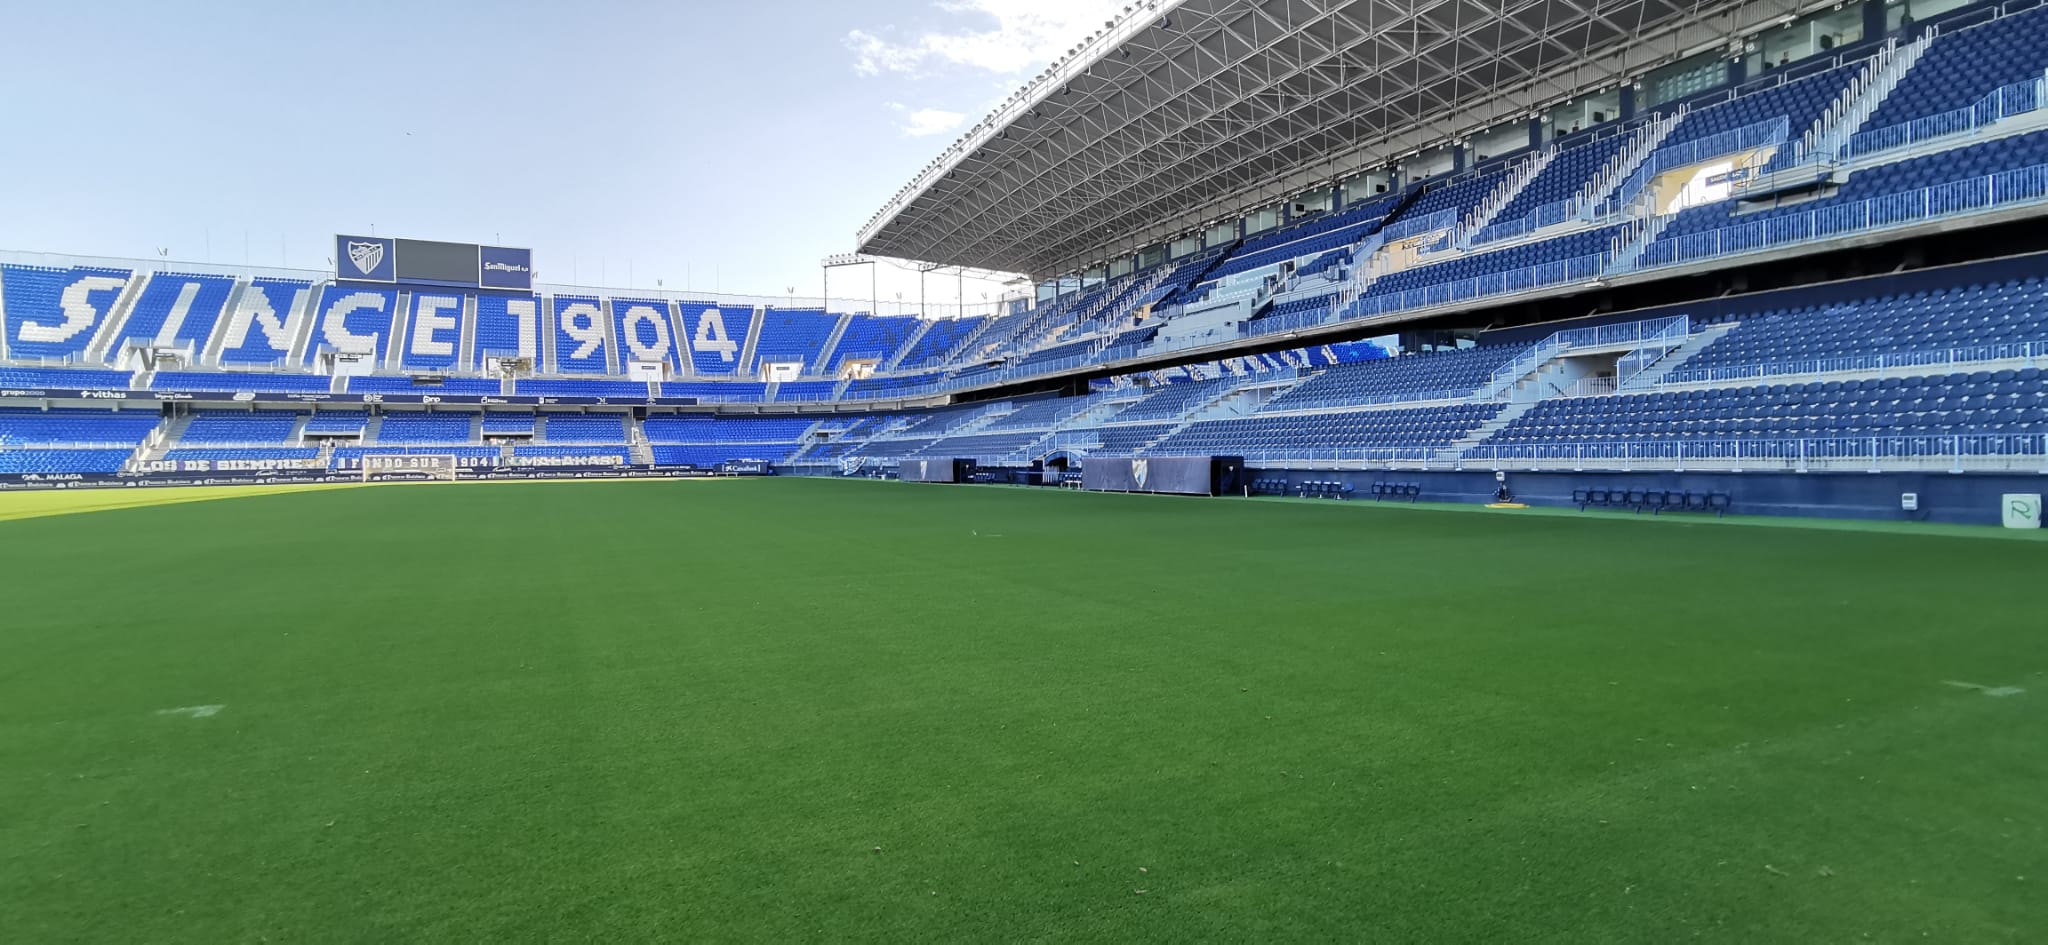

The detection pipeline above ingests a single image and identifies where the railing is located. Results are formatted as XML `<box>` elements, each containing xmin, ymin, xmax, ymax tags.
<box><xmin>1461</xmin><ymin>432</ymin><xmax>2048</xmax><ymax>472</ymax></box>
<box><xmin>1260</xmin><ymin>386</ymin><xmax>1484</xmax><ymax>414</ymax></box>
<box><xmin>1661</xmin><ymin>339</ymin><xmax>2048</xmax><ymax>385</ymax></box>
<box><xmin>1565</xmin><ymin>376</ymin><xmax>1621</xmax><ymax>398</ymax></box>
<box><xmin>1604</xmin><ymin>117</ymin><xmax>1790</xmax><ymax>215</ymax></box>
<box><xmin>1844</xmin><ymin>72</ymin><xmax>2048</xmax><ymax>158</ymax></box>
<box><xmin>1346</xmin><ymin>252</ymin><xmax>1608</xmax><ymax>323</ymax></box>
<box><xmin>1553</xmin><ymin>314</ymin><xmax>1690</xmax><ymax>349</ymax></box>
<box><xmin>1458</xmin><ymin>146</ymin><xmax>1556</xmax><ymax>241</ymax></box>
<box><xmin>1486</xmin><ymin>337</ymin><xmax>1565</xmax><ymax>396</ymax></box>
<box><xmin>1632</xmin><ymin>162</ymin><xmax>2048</xmax><ymax>272</ymax></box>
<box><xmin>1467</xmin><ymin>195</ymin><xmax>1589</xmax><ymax>247</ymax></box>
<box><xmin>1380</xmin><ymin>208</ymin><xmax>1458</xmax><ymax>242</ymax></box>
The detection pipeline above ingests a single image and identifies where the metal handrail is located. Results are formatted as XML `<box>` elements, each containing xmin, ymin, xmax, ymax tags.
<box><xmin>1659</xmin><ymin>339</ymin><xmax>2048</xmax><ymax>385</ymax></box>
<box><xmin>1844</xmin><ymin>72</ymin><xmax>2048</xmax><ymax>158</ymax></box>
<box><xmin>1630</xmin><ymin>162</ymin><xmax>2048</xmax><ymax>272</ymax></box>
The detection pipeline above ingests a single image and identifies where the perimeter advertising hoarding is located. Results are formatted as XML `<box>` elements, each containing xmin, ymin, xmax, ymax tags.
<box><xmin>1082</xmin><ymin>456</ymin><xmax>1216</xmax><ymax>495</ymax></box>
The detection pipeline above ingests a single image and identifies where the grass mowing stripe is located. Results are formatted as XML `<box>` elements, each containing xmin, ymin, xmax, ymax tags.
<box><xmin>0</xmin><ymin>478</ymin><xmax>2041</xmax><ymax>942</ymax></box>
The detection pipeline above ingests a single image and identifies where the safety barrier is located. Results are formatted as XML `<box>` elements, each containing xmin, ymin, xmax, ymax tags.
<box><xmin>1632</xmin><ymin>162</ymin><xmax>2048</xmax><ymax>271</ymax></box>
<box><xmin>1660</xmin><ymin>339</ymin><xmax>2048</xmax><ymax>384</ymax></box>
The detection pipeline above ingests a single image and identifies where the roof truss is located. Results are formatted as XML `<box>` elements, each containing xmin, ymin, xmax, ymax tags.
<box><xmin>858</xmin><ymin>0</ymin><xmax>1818</xmax><ymax>277</ymax></box>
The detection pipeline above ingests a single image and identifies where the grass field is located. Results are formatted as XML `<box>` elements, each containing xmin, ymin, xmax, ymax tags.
<box><xmin>3</xmin><ymin>478</ymin><xmax>2044</xmax><ymax>943</ymax></box>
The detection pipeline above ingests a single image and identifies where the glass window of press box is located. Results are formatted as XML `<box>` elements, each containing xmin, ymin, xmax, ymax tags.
<box><xmin>1544</xmin><ymin>88</ymin><xmax>1622</xmax><ymax>140</ymax></box>
<box><xmin>1468</xmin><ymin>121</ymin><xmax>1530</xmax><ymax>163</ymax></box>
<box><xmin>1745</xmin><ymin>6</ymin><xmax>1865</xmax><ymax>74</ymax></box>
<box><xmin>1888</xmin><ymin>0</ymin><xmax>1973</xmax><ymax>30</ymax></box>
<box><xmin>1342</xmin><ymin>169</ymin><xmax>1394</xmax><ymax>202</ymax></box>
<box><xmin>1288</xmin><ymin>187</ymin><xmax>1333</xmax><ymax>218</ymax></box>
<box><xmin>1643</xmin><ymin>50</ymin><xmax>1728</xmax><ymax>108</ymax></box>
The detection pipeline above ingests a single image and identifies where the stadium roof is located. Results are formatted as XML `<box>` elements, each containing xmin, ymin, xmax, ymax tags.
<box><xmin>857</xmin><ymin>0</ymin><xmax>1826</xmax><ymax>278</ymax></box>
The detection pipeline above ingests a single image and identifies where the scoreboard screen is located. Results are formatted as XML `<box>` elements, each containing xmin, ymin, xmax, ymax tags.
<box><xmin>335</xmin><ymin>235</ymin><xmax>533</xmax><ymax>290</ymax></box>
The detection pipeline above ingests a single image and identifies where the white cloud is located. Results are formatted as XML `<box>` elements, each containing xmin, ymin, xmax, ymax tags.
<box><xmin>896</xmin><ymin>106</ymin><xmax>966</xmax><ymax>137</ymax></box>
<box><xmin>846</xmin><ymin>0</ymin><xmax>1123</xmax><ymax>78</ymax></box>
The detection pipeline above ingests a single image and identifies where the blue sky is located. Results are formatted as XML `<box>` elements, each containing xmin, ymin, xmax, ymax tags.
<box><xmin>0</xmin><ymin>0</ymin><xmax>1118</xmax><ymax>312</ymax></box>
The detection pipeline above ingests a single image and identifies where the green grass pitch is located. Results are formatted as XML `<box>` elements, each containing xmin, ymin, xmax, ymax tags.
<box><xmin>2</xmin><ymin>478</ymin><xmax>2044</xmax><ymax>942</ymax></box>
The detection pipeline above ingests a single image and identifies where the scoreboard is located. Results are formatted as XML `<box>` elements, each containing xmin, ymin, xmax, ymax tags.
<box><xmin>336</xmin><ymin>235</ymin><xmax>533</xmax><ymax>291</ymax></box>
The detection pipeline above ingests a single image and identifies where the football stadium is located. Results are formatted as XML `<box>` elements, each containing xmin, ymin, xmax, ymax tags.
<box><xmin>4</xmin><ymin>0</ymin><xmax>2048</xmax><ymax>941</ymax></box>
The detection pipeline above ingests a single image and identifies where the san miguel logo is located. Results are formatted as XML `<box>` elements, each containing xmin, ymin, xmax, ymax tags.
<box><xmin>347</xmin><ymin>240</ymin><xmax>386</xmax><ymax>276</ymax></box>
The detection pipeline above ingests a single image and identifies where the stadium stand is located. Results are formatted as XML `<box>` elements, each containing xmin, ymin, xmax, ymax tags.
<box><xmin>112</xmin><ymin>273</ymin><xmax>236</xmax><ymax>354</ymax></box>
<box><xmin>178</xmin><ymin>411</ymin><xmax>302</xmax><ymax>444</ymax></box>
<box><xmin>0</xmin><ymin>408</ymin><xmax>158</xmax><ymax>446</ymax></box>
<box><xmin>541</xmin><ymin>415</ymin><xmax>628</xmax><ymax>443</ymax></box>
<box><xmin>154</xmin><ymin>371</ymin><xmax>332</xmax><ymax>394</ymax></box>
<box><xmin>376</xmin><ymin>414</ymin><xmax>474</xmax><ymax>445</ymax></box>
<box><xmin>0</xmin><ymin>265</ymin><xmax>130</xmax><ymax>361</ymax></box>
<box><xmin>9</xmin><ymin>2</ymin><xmax>2048</xmax><ymax>501</ymax></box>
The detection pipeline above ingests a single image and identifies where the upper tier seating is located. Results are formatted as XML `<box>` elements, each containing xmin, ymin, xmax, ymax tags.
<box><xmin>752</xmin><ymin>308</ymin><xmax>837</xmax><ymax>368</ymax></box>
<box><xmin>1646</xmin><ymin>129</ymin><xmax>2048</xmax><ymax>263</ymax></box>
<box><xmin>1660</xmin><ymin>61</ymin><xmax>1862</xmax><ymax>151</ymax></box>
<box><xmin>1400</xmin><ymin>167</ymin><xmax>1513</xmax><ymax>224</ymax></box>
<box><xmin>1363</xmin><ymin>226</ymin><xmax>1624</xmax><ymax>301</ymax></box>
<box><xmin>1865</xmin><ymin>4</ymin><xmax>2048</xmax><ymax>130</ymax></box>
<box><xmin>898</xmin><ymin>316</ymin><xmax>986</xmax><ymax>369</ymax></box>
<box><xmin>113</xmin><ymin>273</ymin><xmax>236</xmax><ymax>353</ymax></box>
<box><xmin>1486</xmin><ymin>133</ymin><xmax>1634</xmax><ymax>228</ymax></box>
<box><xmin>0</xmin><ymin>265</ymin><xmax>131</xmax><ymax>361</ymax></box>
<box><xmin>829</xmin><ymin>315</ymin><xmax>921</xmax><ymax>371</ymax></box>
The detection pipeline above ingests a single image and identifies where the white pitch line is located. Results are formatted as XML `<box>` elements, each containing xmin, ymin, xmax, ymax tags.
<box><xmin>155</xmin><ymin>704</ymin><xmax>225</xmax><ymax>718</ymax></box>
<box><xmin>1941</xmin><ymin>681</ymin><xmax>2025</xmax><ymax>697</ymax></box>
